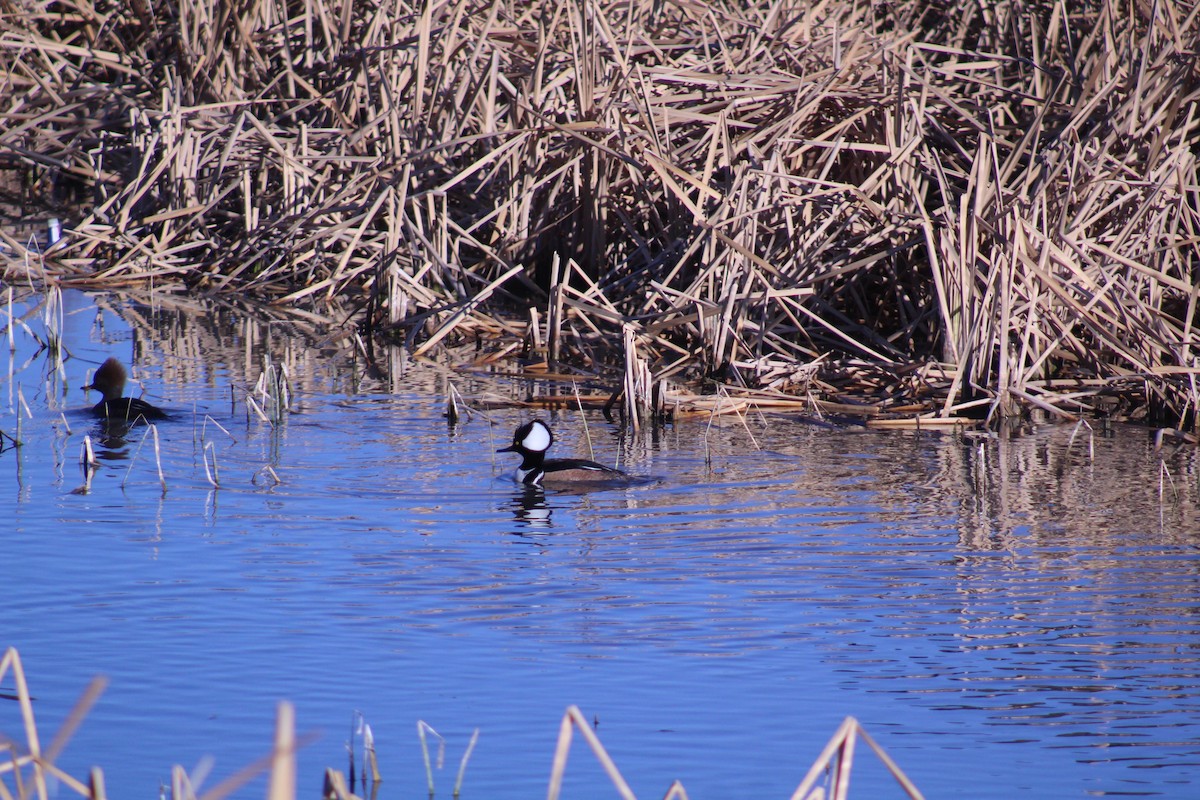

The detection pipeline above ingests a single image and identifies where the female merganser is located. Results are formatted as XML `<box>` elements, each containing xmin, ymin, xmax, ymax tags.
<box><xmin>82</xmin><ymin>357</ymin><xmax>168</xmax><ymax>422</ymax></box>
<box><xmin>498</xmin><ymin>419</ymin><xmax>628</xmax><ymax>487</ymax></box>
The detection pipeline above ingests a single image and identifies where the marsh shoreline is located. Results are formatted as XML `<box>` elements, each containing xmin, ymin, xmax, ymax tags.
<box><xmin>2</xmin><ymin>0</ymin><xmax>1198</xmax><ymax>434</ymax></box>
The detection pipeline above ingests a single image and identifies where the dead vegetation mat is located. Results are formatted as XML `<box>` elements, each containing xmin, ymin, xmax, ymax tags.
<box><xmin>2</xmin><ymin>0</ymin><xmax>1199</xmax><ymax>431</ymax></box>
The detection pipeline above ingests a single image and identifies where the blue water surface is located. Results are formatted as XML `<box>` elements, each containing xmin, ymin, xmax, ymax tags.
<box><xmin>2</xmin><ymin>289</ymin><xmax>1199</xmax><ymax>799</ymax></box>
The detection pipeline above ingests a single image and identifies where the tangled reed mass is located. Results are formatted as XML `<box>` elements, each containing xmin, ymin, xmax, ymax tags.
<box><xmin>2</xmin><ymin>1</ymin><xmax>1199</xmax><ymax>430</ymax></box>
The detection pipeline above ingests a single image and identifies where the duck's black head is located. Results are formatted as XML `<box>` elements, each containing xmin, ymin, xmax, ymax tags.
<box><xmin>498</xmin><ymin>419</ymin><xmax>553</xmax><ymax>462</ymax></box>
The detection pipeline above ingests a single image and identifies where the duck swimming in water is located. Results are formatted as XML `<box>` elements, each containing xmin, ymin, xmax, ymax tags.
<box><xmin>82</xmin><ymin>357</ymin><xmax>168</xmax><ymax>422</ymax></box>
<box><xmin>498</xmin><ymin>419</ymin><xmax>629</xmax><ymax>487</ymax></box>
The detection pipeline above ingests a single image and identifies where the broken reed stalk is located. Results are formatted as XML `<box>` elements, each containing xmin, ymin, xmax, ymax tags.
<box><xmin>245</xmin><ymin>395</ymin><xmax>271</xmax><ymax>425</ymax></box>
<box><xmin>416</xmin><ymin>721</ymin><xmax>445</xmax><ymax>796</ymax></box>
<box><xmin>344</xmin><ymin>709</ymin><xmax>379</xmax><ymax>792</ymax></box>
<box><xmin>702</xmin><ymin>406</ymin><xmax>715</xmax><ymax>471</ymax></box>
<box><xmin>1068</xmin><ymin>418</ymin><xmax>1095</xmax><ymax>459</ymax></box>
<box><xmin>277</xmin><ymin>364</ymin><xmax>291</xmax><ymax>413</ymax></box>
<box><xmin>547</xmin><ymin>253</ymin><xmax>565</xmax><ymax>365</ymax></box>
<box><xmin>411</xmin><ymin>720</ymin><xmax>476</xmax><ymax>798</ymax></box>
<box><xmin>446</xmin><ymin>382</ymin><xmax>470</xmax><ymax>426</ymax></box>
<box><xmin>173</xmin><ymin>701</ymin><xmax>319</xmax><ymax>800</ymax></box>
<box><xmin>662</xmin><ymin>781</ymin><xmax>689</xmax><ymax>800</ymax></box>
<box><xmin>41</xmin><ymin>285</ymin><xmax>63</xmax><ymax>360</ymax></box>
<box><xmin>2</xmin><ymin>650</ymin><xmax>313</xmax><ymax>800</ymax></box>
<box><xmin>73</xmin><ymin>435</ymin><xmax>96</xmax><ymax>494</ymax></box>
<box><xmin>15</xmin><ymin>385</ymin><xmax>25</xmax><ymax>445</ymax></box>
<box><xmin>1159</xmin><ymin>459</ymin><xmax>1178</xmax><ymax>506</ymax></box>
<box><xmin>88</xmin><ymin>767</ymin><xmax>107</xmax><ymax>800</ymax></box>
<box><xmin>252</xmin><ymin>464</ymin><xmax>281</xmax><ymax>486</ymax></box>
<box><xmin>246</xmin><ymin>354</ymin><xmax>292</xmax><ymax>427</ymax></box>
<box><xmin>202</xmin><ymin>441</ymin><xmax>219</xmax><ymax>488</ymax></box>
<box><xmin>364</xmin><ymin>723</ymin><xmax>381</xmax><ymax>786</ymax></box>
<box><xmin>0</xmin><ymin>647</ymin><xmax>110</xmax><ymax>800</ymax></box>
<box><xmin>547</xmin><ymin>705</ymin><xmax>637</xmax><ymax>800</ymax></box>
<box><xmin>17</xmin><ymin>383</ymin><xmax>31</xmax><ymax>417</ymax></box>
<box><xmin>717</xmin><ymin>387</ymin><xmax>761</xmax><ymax>451</ymax></box>
<box><xmin>347</xmin><ymin>713</ymin><xmax>359</xmax><ymax>788</ymax></box>
<box><xmin>622</xmin><ymin>324</ymin><xmax>653</xmax><ymax>432</ymax></box>
<box><xmin>573</xmin><ymin>381</ymin><xmax>596</xmax><ymax>461</ymax></box>
<box><xmin>170</xmin><ymin>765</ymin><xmax>196</xmax><ymax>800</ymax></box>
<box><xmin>789</xmin><ymin>716</ymin><xmax>925</xmax><ymax>800</ymax></box>
<box><xmin>151</xmin><ymin>424</ymin><xmax>166</xmax><ymax>493</ymax></box>
<box><xmin>120</xmin><ymin>424</ymin><xmax>166</xmax><ymax>493</ymax></box>
<box><xmin>321</xmin><ymin>769</ymin><xmax>356</xmax><ymax>800</ymax></box>
<box><xmin>0</xmin><ymin>646</ymin><xmax>49</xmax><ymax>800</ymax></box>
<box><xmin>453</xmin><ymin>728</ymin><xmax>479</xmax><ymax>798</ymax></box>
<box><xmin>266</xmin><ymin>702</ymin><xmax>296</xmax><ymax>800</ymax></box>
<box><xmin>43</xmin><ymin>677</ymin><xmax>109</xmax><ymax>768</ymax></box>
<box><xmin>199</xmin><ymin>415</ymin><xmax>237</xmax><ymax>445</ymax></box>
<box><xmin>547</xmin><ymin>282</ymin><xmax>565</xmax><ymax>366</ymax></box>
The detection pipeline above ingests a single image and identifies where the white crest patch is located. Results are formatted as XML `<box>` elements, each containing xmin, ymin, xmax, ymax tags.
<box><xmin>521</xmin><ymin>421</ymin><xmax>552</xmax><ymax>452</ymax></box>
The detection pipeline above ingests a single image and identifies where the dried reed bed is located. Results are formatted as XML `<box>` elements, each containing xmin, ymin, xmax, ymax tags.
<box><xmin>2</xmin><ymin>1</ymin><xmax>1199</xmax><ymax>429</ymax></box>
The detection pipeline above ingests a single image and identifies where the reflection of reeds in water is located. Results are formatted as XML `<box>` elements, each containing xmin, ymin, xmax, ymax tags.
<box><xmin>1</xmin><ymin>649</ymin><xmax>923</xmax><ymax>800</ymax></box>
<box><xmin>83</xmin><ymin>291</ymin><xmax>357</xmax><ymax>399</ymax></box>
<box><xmin>3</xmin><ymin>1</ymin><xmax>1198</xmax><ymax>430</ymax></box>
<box><xmin>4</xmin><ymin>286</ymin><xmax>66</xmax><ymax>382</ymax></box>
<box><xmin>867</xmin><ymin>422</ymin><xmax>1200</xmax><ymax>550</ymax></box>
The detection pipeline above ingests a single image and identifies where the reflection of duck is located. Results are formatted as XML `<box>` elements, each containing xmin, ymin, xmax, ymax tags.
<box><xmin>510</xmin><ymin>485</ymin><xmax>554</xmax><ymax>528</ymax></box>
<box><xmin>82</xmin><ymin>357</ymin><xmax>168</xmax><ymax>423</ymax></box>
<box><xmin>498</xmin><ymin>420</ymin><xmax>628</xmax><ymax>487</ymax></box>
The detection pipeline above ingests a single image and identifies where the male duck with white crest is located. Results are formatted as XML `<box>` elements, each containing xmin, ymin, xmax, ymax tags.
<box><xmin>498</xmin><ymin>419</ymin><xmax>632</xmax><ymax>488</ymax></box>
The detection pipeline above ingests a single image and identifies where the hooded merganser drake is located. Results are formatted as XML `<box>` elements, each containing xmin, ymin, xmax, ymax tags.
<box><xmin>82</xmin><ymin>357</ymin><xmax>169</xmax><ymax>422</ymax></box>
<box><xmin>498</xmin><ymin>419</ymin><xmax>629</xmax><ymax>487</ymax></box>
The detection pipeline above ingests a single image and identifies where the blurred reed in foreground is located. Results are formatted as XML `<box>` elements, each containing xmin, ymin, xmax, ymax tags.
<box><xmin>0</xmin><ymin>647</ymin><xmax>921</xmax><ymax>800</ymax></box>
<box><xmin>1</xmin><ymin>1</ymin><xmax>1198</xmax><ymax>431</ymax></box>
